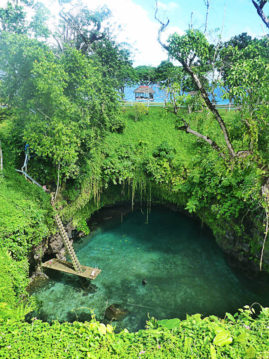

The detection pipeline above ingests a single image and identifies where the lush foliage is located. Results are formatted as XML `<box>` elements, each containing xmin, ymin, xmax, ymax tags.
<box><xmin>0</xmin><ymin>0</ymin><xmax>136</xmax><ymax>192</ymax></box>
<box><xmin>0</xmin><ymin>307</ymin><xmax>268</xmax><ymax>358</ymax></box>
<box><xmin>53</xmin><ymin>2</ymin><xmax>136</xmax><ymax>90</ymax></box>
<box><xmin>0</xmin><ymin>32</ymin><xmax>121</xmax><ymax>184</ymax></box>
<box><xmin>57</xmin><ymin>106</ymin><xmax>267</xmax><ymax>272</ymax></box>
<box><xmin>0</xmin><ymin>171</ymin><xmax>52</xmax><ymax>260</ymax></box>
<box><xmin>0</xmin><ymin>0</ymin><xmax>50</xmax><ymax>38</ymax></box>
<box><xmin>0</xmin><ymin>247</ymin><xmax>33</xmax><ymax>321</ymax></box>
<box><xmin>0</xmin><ymin>1</ymin><xmax>268</xmax><ymax>357</ymax></box>
<box><xmin>0</xmin><ymin>114</ymin><xmax>52</xmax><ymax>260</ymax></box>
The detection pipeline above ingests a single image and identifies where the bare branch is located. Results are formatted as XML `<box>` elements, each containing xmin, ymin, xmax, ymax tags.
<box><xmin>154</xmin><ymin>1</ymin><xmax>246</xmax><ymax>160</ymax></box>
<box><xmin>53</xmin><ymin>34</ymin><xmax>63</xmax><ymax>52</ymax></box>
<box><xmin>182</xmin><ymin>62</ymin><xmax>236</xmax><ymax>158</ymax></box>
<box><xmin>189</xmin><ymin>11</ymin><xmax>194</xmax><ymax>30</ymax></box>
<box><xmin>236</xmin><ymin>150</ymin><xmax>251</xmax><ymax>158</ymax></box>
<box><xmin>178</xmin><ymin>118</ymin><xmax>225</xmax><ymax>158</ymax></box>
<box><xmin>252</xmin><ymin>0</ymin><xmax>269</xmax><ymax>30</ymax></box>
<box><xmin>154</xmin><ymin>1</ymin><xmax>169</xmax><ymax>51</ymax></box>
<box><xmin>204</xmin><ymin>0</ymin><xmax>210</xmax><ymax>33</ymax></box>
<box><xmin>56</xmin><ymin>9</ymin><xmax>105</xmax><ymax>53</ymax></box>
<box><xmin>36</xmin><ymin>107</ymin><xmax>52</xmax><ymax>120</ymax></box>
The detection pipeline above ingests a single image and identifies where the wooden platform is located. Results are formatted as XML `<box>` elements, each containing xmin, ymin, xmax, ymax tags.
<box><xmin>42</xmin><ymin>258</ymin><xmax>101</xmax><ymax>279</ymax></box>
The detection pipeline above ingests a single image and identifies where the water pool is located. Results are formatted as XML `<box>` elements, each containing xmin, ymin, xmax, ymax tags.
<box><xmin>32</xmin><ymin>207</ymin><xmax>269</xmax><ymax>332</ymax></box>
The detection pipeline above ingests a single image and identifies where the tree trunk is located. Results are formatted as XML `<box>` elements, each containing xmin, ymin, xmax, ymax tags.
<box><xmin>252</xmin><ymin>0</ymin><xmax>269</xmax><ymax>30</ymax></box>
<box><xmin>182</xmin><ymin>62</ymin><xmax>236</xmax><ymax>158</ymax></box>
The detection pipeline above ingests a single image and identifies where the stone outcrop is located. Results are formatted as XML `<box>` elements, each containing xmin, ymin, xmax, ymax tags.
<box><xmin>105</xmin><ymin>304</ymin><xmax>129</xmax><ymax>321</ymax></box>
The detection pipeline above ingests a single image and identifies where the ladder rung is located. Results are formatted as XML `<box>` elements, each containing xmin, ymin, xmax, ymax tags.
<box><xmin>54</xmin><ymin>212</ymin><xmax>82</xmax><ymax>273</ymax></box>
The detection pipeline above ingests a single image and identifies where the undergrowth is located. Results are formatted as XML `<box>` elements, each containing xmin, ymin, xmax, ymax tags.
<box><xmin>0</xmin><ymin>307</ymin><xmax>268</xmax><ymax>358</ymax></box>
<box><xmin>0</xmin><ymin>107</ymin><xmax>268</xmax><ymax>358</ymax></box>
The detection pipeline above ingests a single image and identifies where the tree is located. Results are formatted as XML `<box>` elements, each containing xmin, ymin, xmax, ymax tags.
<box><xmin>0</xmin><ymin>0</ymin><xmax>136</xmax><ymax>194</ymax></box>
<box><xmin>0</xmin><ymin>1</ymin><xmax>27</xmax><ymax>34</ymax></box>
<box><xmin>251</xmin><ymin>0</ymin><xmax>269</xmax><ymax>30</ymax></box>
<box><xmin>0</xmin><ymin>32</ymin><xmax>120</xmax><ymax>192</ymax></box>
<box><xmin>155</xmin><ymin>8</ymin><xmax>269</xmax><ymax>160</ymax></box>
<box><xmin>0</xmin><ymin>0</ymin><xmax>50</xmax><ymax>38</ymax></box>
<box><xmin>220</xmin><ymin>33</ymin><xmax>269</xmax><ymax>82</ymax></box>
<box><xmin>0</xmin><ymin>140</ymin><xmax>3</xmax><ymax>174</ymax></box>
<box><xmin>134</xmin><ymin>66</ymin><xmax>157</xmax><ymax>84</ymax></box>
<box><xmin>224</xmin><ymin>32</ymin><xmax>253</xmax><ymax>50</ymax></box>
<box><xmin>220</xmin><ymin>36</ymin><xmax>269</xmax><ymax>116</ymax></box>
<box><xmin>91</xmin><ymin>37</ymin><xmax>136</xmax><ymax>91</ymax></box>
<box><xmin>155</xmin><ymin>22</ymin><xmax>236</xmax><ymax>158</ymax></box>
<box><xmin>54</xmin><ymin>5</ymin><xmax>110</xmax><ymax>53</ymax></box>
<box><xmin>155</xmin><ymin>4</ymin><xmax>269</xmax><ymax>268</ymax></box>
<box><xmin>53</xmin><ymin>3</ymin><xmax>135</xmax><ymax>91</ymax></box>
<box><xmin>155</xmin><ymin>61</ymin><xmax>175</xmax><ymax>82</ymax></box>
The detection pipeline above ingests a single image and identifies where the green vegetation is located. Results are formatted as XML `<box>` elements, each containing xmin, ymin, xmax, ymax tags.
<box><xmin>63</xmin><ymin>106</ymin><xmax>268</xmax><ymax>271</ymax></box>
<box><xmin>1</xmin><ymin>103</ymin><xmax>268</xmax><ymax>356</ymax></box>
<box><xmin>0</xmin><ymin>307</ymin><xmax>268</xmax><ymax>358</ymax></box>
<box><xmin>0</xmin><ymin>170</ymin><xmax>52</xmax><ymax>260</ymax></box>
<box><xmin>0</xmin><ymin>0</ymin><xmax>268</xmax><ymax>357</ymax></box>
<box><xmin>0</xmin><ymin>247</ymin><xmax>30</xmax><ymax>321</ymax></box>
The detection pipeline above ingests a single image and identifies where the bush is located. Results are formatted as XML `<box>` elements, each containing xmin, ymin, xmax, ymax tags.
<box><xmin>0</xmin><ymin>247</ymin><xmax>31</xmax><ymax>320</ymax></box>
<box><xmin>133</xmin><ymin>103</ymin><xmax>149</xmax><ymax>121</ymax></box>
<box><xmin>0</xmin><ymin>171</ymin><xmax>52</xmax><ymax>260</ymax></box>
<box><xmin>0</xmin><ymin>307</ymin><xmax>268</xmax><ymax>358</ymax></box>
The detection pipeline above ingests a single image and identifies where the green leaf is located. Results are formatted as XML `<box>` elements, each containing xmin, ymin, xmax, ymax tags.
<box><xmin>213</xmin><ymin>329</ymin><xmax>233</xmax><ymax>346</ymax></box>
<box><xmin>183</xmin><ymin>337</ymin><xmax>192</xmax><ymax>353</ymax></box>
<box><xmin>210</xmin><ymin>345</ymin><xmax>217</xmax><ymax>359</ymax></box>
<box><xmin>245</xmin><ymin>346</ymin><xmax>256</xmax><ymax>359</ymax></box>
<box><xmin>236</xmin><ymin>332</ymin><xmax>248</xmax><ymax>344</ymax></box>
<box><xmin>157</xmin><ymin>318</ymin><xmax>180</xmax><ymax>329</ymax></box>
<box><xmin>225</xmin><ymin>312</ymin><xmax>235</xmax><ymax>322</ymax></box>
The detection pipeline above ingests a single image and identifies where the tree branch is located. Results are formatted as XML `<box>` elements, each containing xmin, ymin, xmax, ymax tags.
<box><xmin>155</xmin><ymin>4</ymin><xmax>237</xmax><ymax>159</ymax></box>
<box><xmin>182</xmin><ymin>61</ymin><xmax>236</xmax><ymax>158</ymax></box>
<box><xmin>252</xmin><ymin>0</ymin><xmax>269</xmax><ymax>30</ymax></box>
<box><xmin>58</xmin><ymin>10</ymin><xmax>105</xmax><ymax>53</ymax></box>
<box><xmin>204</xmin><ymin>0</ymin><xmax>210</xmax><ymax>33</ymax></box>
<box><xmin>154</xmin><ymin>1</ymin><xmax>169</xmax><ymax>51</ymax></box>
<box><xmin>178</xmin><ymin>119</ymin><xmax>225</xmax><ymax>158</ymax></box>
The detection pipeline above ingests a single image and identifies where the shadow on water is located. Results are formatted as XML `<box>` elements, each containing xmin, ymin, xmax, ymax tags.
<box><xmin>31</xmin><ymin>206</ymin><xmax>269</xmax><ymax>331</ymax></box>
<box><xmin>42</xmin><ymin>269</ymin><xmax>99</xmax><ymax>296</ymax></box>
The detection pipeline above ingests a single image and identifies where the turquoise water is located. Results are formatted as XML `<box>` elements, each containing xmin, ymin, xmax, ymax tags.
<box><xmin>124</xmin><ymin>85</ymin><xmax>230</xmax><ymax>105</ymax></box>
<box><xmin>33</xmin><ymin>208</ymin><xmax>269</xmax><ymax>332</ymax></box>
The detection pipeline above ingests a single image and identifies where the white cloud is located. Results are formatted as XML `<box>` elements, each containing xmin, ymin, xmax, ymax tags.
<box><xmin>43</xmin><ymin>0</ymin><xmax>183</xmax><ymax>66</ymax></box>
<box><xmin>82</xmin><ymin>0</ymin><xmax>183</xmax><ymax>66</ymax></box>
<box><xmin>1</xmin><ymin>0</ymin><xmax>183</xmax><ymax>66</ymax></box>
<box><xmin>79</xmin><ymin>0</ymin><xmax>161</xmax><ymax>66</ymax></box>
<box><xmin>158</xmin><ymin>1</ymin><xmax>179</xmax><ymax>11</ymax></box>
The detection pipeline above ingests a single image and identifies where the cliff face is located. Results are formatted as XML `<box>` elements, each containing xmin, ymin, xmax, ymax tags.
<box><xmin>45</xmin><ymin>182</ymin><xmax>268</xmax><ymax>276</ymax></box>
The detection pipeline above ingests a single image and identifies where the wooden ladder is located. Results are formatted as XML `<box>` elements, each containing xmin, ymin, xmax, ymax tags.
<box><xmin>54</xmin><ymin>213</ymin><xmax>82</xmax><ymax>273</ymax></box>
<box><xmin>51</xmin><ymin>194</ymin><xmax>82</xmax><ymax>273</ymax></box>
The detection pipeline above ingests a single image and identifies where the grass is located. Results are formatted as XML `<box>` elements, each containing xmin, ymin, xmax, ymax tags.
<box><xmin>106</xmin><ymin>107</ymin><xmax>191</xmax><ymax>160</ymax></box>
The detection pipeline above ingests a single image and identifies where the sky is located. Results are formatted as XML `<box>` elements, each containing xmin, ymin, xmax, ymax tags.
<box><xmin>2</xmin><ymin>0</ymin><xmax>268</xmax><ymax>66</ymax></box>
<box><xmin>57</xmin><ymin>0</ymin><xmax>267</xmax><ymax>66</ymax></box>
